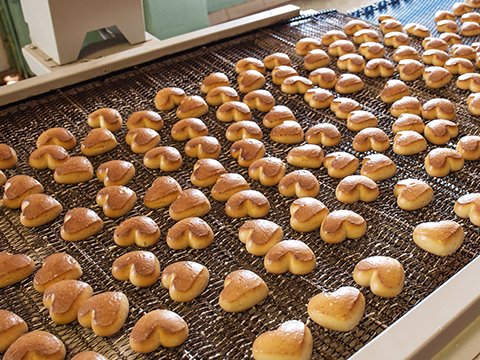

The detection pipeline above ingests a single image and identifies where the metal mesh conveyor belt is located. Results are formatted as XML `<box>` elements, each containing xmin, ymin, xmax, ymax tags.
<box><xmin>0</xmin><ymin>10</ymin><xmax>480</xmax><ymax>360</ymax></box>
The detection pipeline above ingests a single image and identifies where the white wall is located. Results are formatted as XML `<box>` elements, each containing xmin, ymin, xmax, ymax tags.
<box><xmin>0</xmin><ymin>40</ymin><xmax>10</xmax><ymax>72</ymax></box>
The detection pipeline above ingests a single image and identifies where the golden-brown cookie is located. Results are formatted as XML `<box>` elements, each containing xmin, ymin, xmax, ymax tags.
<box><xmin>219</xmin><ymin>270</ymin><xmax>269</xmax><ymax>312</ymax></box>
<box><xmin>3</xmin><ymin>331</ymin><xmax>66</xmax><ymax>360</ymax></box>
<box><xmin>303</xmin><ymin>49</ymin><xmax>330</xmax><ymax>71</ymax></box>
<box><xmin>230</xmin><ymin>139</ymin><xmax>265</xmax><ymax>167</ymax></box>
<box><xmin>323</xmin><ymin>152</ymin><xmax>359</xmax><ymax>178</ymax></box>
<box><xmin>358</xmin><ymin>41</ymin><xmax>385</xmax><ymax>59</ymax></box>
<box><xmin>71</xmin><ymin>351</ymin><xmax>107</xmax><ymax>360</ymax></box>
<box><xmin>271</xmin><ymin>66</ymin><xmax>298</xmax><ymax>85</ymax></box>
<box><xmin>60</xmin><ymin>208</ymin><xmax>103</xmax><ymax>242</ymax></box>
<box><xmin>184</xmin><ymin>136</ymin><xmax>221</xmax><ymax>159</ymax></box>
<box><xmin>413</xmin><ymin>220</ymin><xmax>464</xmax><ymax>256</ymax></box>
<box><xmin>206</xmin><ymin>86</ymin><xmax>239</xmax><ymax>106</ymax></box>
<box><xmin>379</xmin><ymin>79</ymin><xmax>410</xmax><ymax>103</ymax></box>
<box><xmin>2</xmin><ymin>175</ymin><xmax>44</xmax><ymax>209</ymax></box>
<box><xmin>112</xmin><ymin>251</ymin><xmax>160</xmax><ymax>287</ymax></box>
<box><xmin>305</xmin><ymin>123</ymin><xmax>341</xmax><ymax>146</ymax></box>
<box><xmin>43</xmin><ymin>280</ymin><xmax>93</xmax><ymax>324</ymax></box>
<box><xmin>262</xmin><ymin>105</ymin><xmax>296</xmax><ymax>128</ymax></box>
<box><xmin>290</xmin><ymin>197</ymin><xmax>329</xmax><ymax>232</ymax></box>
<box><xmin>309</xmin><ymin>67</ymin><xmax>337</xmax><ymax>88</ymax></box>
<box><xmin>235</xmin><ymin>57</ymin><xmax>266</xmax><ymax>74</ymax></box>
<box><xmin>435</xmin><ymin>10</ymin><xmax>456</xmax><ymax>22</ymax></box>
<box><xmin>404</xmin><ymin>23</ymin><xmax>430</xmax><ymax>37</ymax></box>
<box><xmin>397</xmin><ymin>59</ymin><xmax>425</xmax><ymax>81</ymax></box>
<box><xmin>0</xmin><ymin>170</ymin><xmax>5</xmax><ymax>187</ymax></box>
<box><xmin>360</xmin><ymin>154</ymin><xmax>397</xmax><ymax>181</ymax></box>
<box><xmin>347</xmin><ymin>110</ymin><xmax>378</xmax><ymax>131</ymax></box>
<box><xmin>129</xmin><ymin>309</ymin><xmax>188</xmax><ymax>352</ymax></box>
<box><xmin>287</xmin><ymin>144</ymin><xmax>324</xmax><ymax>169</ymax></box>
<box><xmin>143</xmin><ymin>146</ymin><xmax>183</xmax><ymax>172</ymax></box>
<box><xmin>321</xmin><ymin>29</ymin><xmax>348</xmax><ymax>45</ymax></box>
<box><xmin>330</xmin><ymin>97</ymin><xmax>362</xmax><ymax>119</ymax></box>
<box><xmin>436</xmin><ymin>19</ymin><xmax>459</xmax><ymax>33</ymax></box>
<box><xmin>80</xmin><ymin>128</ymin><xmax>117</xmax><ymax>156</ymax></box>
<box><xmin>281</xmin><ymin>76</ymin><xmax>313</xmax><ymax>94</ymax></box>
<box><xmin>264</xmin><ymin>240</ymin><xmax>316</xmax><ymax>275</ymax></box>
<box><xmin>238</xmin><ymin>219</ymin><xmax>283</xmax><ymax>256</ymax></box>
<box><xmin>344</xmin><ymin>19</ymin><xmax>370</xmax><ymax>35</ymax></box>
<box><xmin>392</xmin><ymin>114</ymin><xmax>425</xmax><ymax>134</ymax></box>
<box><xmin>176</xmin><ymin>95</ymin><xmax>209</xmax><ymax>119</ymax></box>
<box><xmin>143</xmin><ymin>176</ymin><xmax>182</xmax><ymax>209</ymax></box>
<box><xmin>353</xmin><ymin>29</ymin><xmax>381</xmax><ymax>44</ymax></box>
<box><xmin>295</xmin><ymin>37</ymin><xmax>322</xmax><ymax>56</ymax></box>
<box><xmin>390</xmin><ymin>96</ymin><xmax>422</xmax><ymax>117</ymax></box>
<box><xmin>114</xmin><ymin>216</ymin><xmax>161</xmax><ymax>247</ymax></box>
<box><xmin>456</xmin><ymin>72</ymin><xmax>480</xmax><ymax>92</ymax></box>
<box><xmin>461</xmin><ymin>21</ymin><xmax>480</xmax><ymax>36</ymax></box>
<box><xmin>154</xmin><ymin>87</ymin><xmax>186</xmax><ymax>111</ymax></box>
<box><xmin>320</xmin><ymin>210</ymin><xmax>367</xmax><ymax>243</ymax></box>
<box><xmin>467</xmin><ymin>92</ymin><xmax>480</xmax><ymax>116</ymax></box>
<box><xmin>54</xmin><ymin>156</ymin><xmax>94</xmax><ymax>184</ymax></box>
<box><xmin>96</xmin><ymin>160</ymin><xmax>135</xmax><ymax>186</ymax></box>
<box><xmin>237</xmin><ymin>70</ymin><xmax>266</xmax><ymax>93</ymax></box>
<box><xmin>125</xmin><ymin>128</ymin><xmax>160</xmax><ymax>154</ymax></box>
<box><xmin>166</xmin><ymin>217</ymin><xmax>214</xmax><ymax>250</ymax></box>
<box><xmin>278</xmin><ymin>170</ymin><xmax>320</xmax><ymax>198</ymax></box>
<box><xmin>380</xmin><ymin>19</ymin><xmax>403</xmax><ymax>34</ymax></box>
<box><xmin>270</xmin><ymin>121</ymin><xmax>304</xmax><ymax>144</ymax></box>
<box><xmin>33</xmin><ymin>253</ymin><xmax>82</xmax><ymax>293</ymax></box>
<box><xmin>225</xmin><ymin>190</ymin><xmax>270</xmax><ymax>218</ymax></box>
<box><xmin>335</xmin><ymin>175</ymin><xmax>379</xmax><ymax>204</ymax></box>
<box><xmin>225</xmin><ymin>121</ymin><xmax>263</xmax><ymax>141</ymax></box>
<box><xmin>0</xmin><ymin>144</ymin><xmax>17</xmax><ymax>169</ymax></box>
<box><xmin>20</xmin><ymin>194</ymin><xmax>63</xmax><ymax>227</ymax></box>
<box><xmin>29</xmin><ymin>145</ymin><xmax>69</xmax><ymax>170</ymax></box>
<box><xmin>200</xmin><ymin>72</ymin><xmax>230</xmax><ymax>94</ymax></box>
<box><xmin>334</xmin><ymin>74</ymin><xmax>365</xmax><ymax>94</ymax></box>
<box><xmin>36</xmin><ymin>127</ymin><xmax>77</xmax><ymax>149</ymax></box>
<box><xmin>0</xmin><ymin>310</ymin><xmax>28</xmax><ymax>352</ymax></box>
<box><xmin>211</xmin><ymin>173</ymin><xmax>250</xmax><ymax>201</ymax></box>
<box><xmin>78</xmin><ymin>292</ymin><xmax>129</xmax><ymax>337</ymax></box>
<box><xmin>0</xmin><ymin>252</ymin><xmax>35</xmax><ymax>288</ymax></box>
<box><xmin>243</xmin><ymin>90</ymin><xmax>275</xmax><ymax>112</ymax></box>
<box><xmin>439</xmin><ymin>32</ymin><xmax>462</xmax><ymax>44</ymax></box>
<box><xmin>328</xmin><ymin>39</ymin><xmax>356</xmax><ymax>57</ymax></box>
<box><xmin>422</xmin><ymin>98</ymin><xmax>456</xmax><ymax>120</ymax></box>
<box><xmin>422</xmin><ymin>49</ymin><xmax>450</xmax><ymax>66</ymax></box>
<box><xmin>423</xmin><ymin>66</ymin><xmax>452</xmax><ymax>88</ymax></box>
<box><xmin>393</xmin><ymin>45</ymin><xmax>420</xmax><ymax>62</ymax></box>
<box><xmin>384</xmin><ymin>31</ymin><xmax>410</xmax><ymax>47</ymax></box>
<box><xmin>393</xmin><ymin>179</ymin><xmax>434</xmax><ymax>210</ymax></box>
<box><xmin>424</xmin><ymin>148</ymin><xmax>464</xmax><ymax>177</ymax></box>
<box><xmin>451</xmin><ymin>44</ymin><xmax>476</xmax><ymax>60</ymax></box>
<box><xmin>263</xmin><ymin>52</ymin><xmax>292</xmax><ymax>69</ymax></box>
<box><xmin>171</xmin><ymin>118</ymin><xmax>208</xmax><ymax>141</ymax></box>
<box><xmin>161</xmin><ymin>261</ymin><xmax>209</xmax><ymax>302</ymax></box>
<box><xmin>190</xmin><ymin>158</ymin><xmax>226</xmax><ymax>187</ymax></box>
<box><xmin>169</xmin><ymin>189</ymin><xmax>211</xmax><ymax>221</ymax></box>
<box><xmin>454</xmin><ymin>2</ymin><xmax>473</xmax><ymax>15</ymax></box>
<box><xmin>304</xmin><ymin>88</ymin><xmax>334</xmax><ymax>109</ymax></box>
<box><xmin>248</xmin><ymin>157</ymin><xmax>286</xmax><ymax>186</ymax></box>
<box><xmin>127</xmin><ymin>110</ymin><xmax>164</xmax><ymax>131</ymax></box>
<box><xmin>424</xmin><ymin>119</ymin><xmax>458</xmax><ymax>145</ymax></box>
<box><xmin>216</xmin><ymin>101</ymin><xmax>252</xmax><ymax>122</ymax></box>
<box><xmin>393</xmin><ymin>131</ymin><xmax>428</xmax><ymax>155</ymax></box>
<box><xmin>461</xmin><ymin>11</ymin><xmax>480</xmax><ymax>22</ymax></box>
<box><xmin>364</xmin><ymin>58</ymin><xmax>395</xmax><ymax>78</ymax></box>
<box><xmin>96</xmin><ymin>185</ymin><xmax>137</xmax><ymax>218</ymax></box>
<box><xmin>455</xmin><ymin>193</ymin><xmax>480</xmax><ymax>226</ymax></box>
<box><xmin>87</xmin><ymin>108</ymin><xmax>122</xmax><ymax>132</ymax></box>
<box><xmin>352</xmin><ymin>128</ymin><xmax>390</xmax><ymax>152</ymax></box>
<box><xmin>456</xmin><ymin>135</ymin><xmax>480</xmax><ymax>160</ymax></box>
<box><xmin>422</xmin><ymin>37</ymin><xmax>449</xmax><ymax>51</ymax></box>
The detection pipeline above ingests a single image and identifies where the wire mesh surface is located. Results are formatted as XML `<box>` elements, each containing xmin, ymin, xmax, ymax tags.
<box><xmin>1</xmin><ymin>10</ymin><xmax>480</xmax><ymax>360</ymax></box>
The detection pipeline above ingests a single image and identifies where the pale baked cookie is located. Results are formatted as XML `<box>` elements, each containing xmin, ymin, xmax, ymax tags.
<box><xmin>271</xmin><ymin>66</ymin><xmax>298</xmax><ymax>85</ymax></box>
<box><xmin>439</xmin><ymin>32</ymin><xmax>462</xmax><ymax>45</ymax></box>
<box><xmin>225</xmin><ymin>190</ymin><xmax>270</xmax><ymax>218</ymax></box>
<box><xmin>144</xmin><ymin>176</ymin><xmax>182</xmax><ymax>209</ymax></box>
<box><xmin>184</xmin><ymin>136</ymin><xmax>221</xmax><ymax>159</ymax></box>
<box><xmin>394</xmin><ymin>179</ymin><xmax>433</xmax><ymax>210</ymax></box>
<box><xmin>397</xmin><ymin>59</ymin><xmax>424</xmax><ymax>81</ymax></box>
<box><xmin>143</xmin><ymin>146</ymin><xmax>183</xmax><ymax>172</ymax></box>
<box><xmin>413</xmin><ymin>220</ymin><xmax>464</xmax><ymax>256</ymax></box>
<box><xmin>162</xmin><ymin>261</ymin><xmax>209</xmax><ymax>302</ymax></box>
<box><xmin>0</xmin><ymin>252</ymin><xmax>35</xmax><ymax>288</ymax></box>
<box><xmin>60</xmin><ymin>208</ymin><xmax>104</xmax><ymax>242</ymax></box>
<box><xmin>217</xmin><ymin>101</ymin><xmax>252</xmax><ymax>122</ymax></box>
<box><xmin>460</xmin><ymin>21</ymin><xmax>480</xmax><ymax>36</ymax></box>
<box><xmin>422</xmin><ymin>49</ymin><xmax>450</xmax><ymax>66</ymax></box>
<box><xmin>206</xmin><ymin>86</ymin><xmax>239</xmax><ymax>106</ymax></box>
<box><xmin>125</xmin><ymin>128</ymin><xmax>160</xmax><ymax>154</ymax></box>
<box><xmin>252</xmin><ymin>320</ymin><xmax>312</xmax><ymax>360</ymax></box>
<box><xmin>467</xmin><ymin>93</ymin><xmax>480</xmax><ymax>116</ymax></box>
<box><xmin>451</xmin><ymin>44</ymin><xmax>476</xmax><ymax>60</ymax></box>
<box><xmin>392</xmin><ymin>114</ymin><xmax>425</xmax><ymax>134</ymax></box>
<box><xmin>336</xmin><ymin>175</ymin><xmax>379</xmax><ymax>204</ymax></box>
<box><xmin>278</xmin><ymin>170</ymin><xmax>320</xmax><ymax>198</ymax></box>
<box><xmin>390</xmin><ymin>96</ymin><xmax>422</xmax><ymax>117</ymax></box>
<box><xmin>453</xmin><ymin>2</ymin><xmax>473</xmax><ymax>15</ymax></box>
<box><xmin>303</xmin><ymin>49</ymin><xmax>330</xmax><ymax>70</ymax></box>
<box><xmin>424</xmin><ymin>119</ymin><xmax>458</xmax><ymax>145</ymax></box>
<box><xmin>304</xmin><ymin>88</ymin><xmax>334</xmax><ymax>109</ymax></box>
<box><xmin>20</xmin><ymin>194</ymin><xmax>63</xmax><ymax>227</ymax></box>
<box><xmin>422</xmin><ymin>37</ymin><xmax>449</xmax><ymax>51</ymax></box>
<box><xmin>392</xmin><ymin>45</ymin><xmax>420</xmax><ymax>61</ymax></box>
<box><xmin>78</xmin><ymin>291</ymin><xmax>129</xmax><ymax>337</ymax></box>
<box><xmin>379</xmin><ymin>79</ymin><xmax>410</xmax><ymax>103</ymax></box>
<box><xmin>200</xmin><ymin>72</ymin><xmax>230</xmax><ymax>93</ymax></box>
<box><xmin>169</xmin><ymin>189</ymin><xmax>211</xmax><ymax>221</ymax></box>
<box><xmin>3</xmin><ymin>331</ymin><xmax>66</xmax><ymax>360</ymax></box>
<box><xmin>191</xmin><ymin>158</ymin><xmax>226</xmax><ymax>187</ymax></box>
<box><xmin>171</xmin><ymin>118</ymin><xmax>208</xmax><ymax>141</ymax></box>
<box><xmin>380</xmin><ymin>19</ymin><xmax>403</xmax><ymax>34</ymax></box>
<box><xmin>328</xmin><ymin>39</ymin><xmax>356</xmax><ymax>57</ymax></box>
<box><xmin>235</xmin><ymin>57</ymin><xmax>266</xmax><ymax>74</ymax></box>
<box><xmin>347</xmin><ymin>110</ymin><xmax>378</xmax><ymax>132</ymax></box>
<box><xmin>334</xmin><ymin>74</ymin><xmax>365</xmax><ymax>94</ymax></box>
<box><xmin>81</xmin><ymin>128</ymin><xmax>117</xmax><ymax>156</ymax></box>
<box><xmin>295</xmin><ymin>37</ymin><xmax>322</xmax><ymax>56</ymax></box>
<box><xmin>29</xmin><ymin>145</ymin><xmax>69</xmax><ymax>170</ymax></box>
<box><xmin>270</xmin><ymin>121</ymin><xmax>304</xmax><ymax>144</ymax></box>
<box><xmin>423</xmin><ymin>66</ymin><xmax>452</xmax><ymax>88</ymax></box>
<box><xmin>263</xmin><ymin>52</ymin><xmax>292</xmax><ymax>69</ymax></box>
<box><xmin>96</xmin><ymin>160</ymin><xmax>135</xmax><ymax>186</ymax></box>
<box><xmin>0</xmin><ymin>310</ymin><xmax>28</xmax><ymax>352</ymax></box>
<box><xmin>290</xmin><ymin>197</ymin><xmax>329</xmax><ymax>232</ymax></box>
<box><xmin>237</xmin><ymin>70</ymin><xmax>266</xmax><ymax>93</ymax></box>
<box><xmin>287</xmin><ymin>144</ymin><xmax>324</xmax><ymax>168</ymax></box>
<box><xmin>352</xmin><ymin>128</ymin><xmax>390</xmax><ymax>152</ymax></box>
<box><xmin>230</xmin><ymin>138</ymin><xmax>265</xmax><ymax>167</ymax></box>
<box><xmin>262</xmin><ymin>105</ymin><xmax>296</xmax><ymax>128</ymax></box>
<box><xmin>176</xmin><ymin>95</ymin><xmax>209</xmax><ymax>119</ymax></box>
<box><xmin>305</xmin><ymin>123</ymin><xmax>341</xmax><ymax>146</ymax></box>
<box><xmin>344</xmin><ymin>19</ymin><xmax>370</xmax><ymax>35</ymax></box>
<box><xmin>87</xmin><ymin>108</ymin><xmax>122</xmax><ymax>132</ymax></box>
<box><xmin>225</xmin><ymin>121</ymin><xmax>263</xmax><ymax>141</ymax></box>
<box><xmin>33</xmin><ymin>252</ymin><xmax>82</xmax><ymax>293</ymax></box>
<box><xmin>446</xmin><ymin>57</ymin><xmax>475</xmax><ymax>74</ymax></box>
<box><xmin>353</xmin><ymin>29</ymin><xmax>381</xmax><ymax>44</ymax></box>
<box><xmin>455</xmin><ymin>193</ymin><xmax>480</xmax><ymax>226</ymax></box>
<box><xmin>384</xmin><ymin>31</ymin><xmax>410</xmax><ymax>48</ymax></box>
<box><xmin>434</xmin><ymin>10</ymin><xmax>456</xmax><ymax>22</ymax></box>
<box><xmin>322</xmin><ymin>29</ymin><xmax>348</xmax><ymax>45</ymax></box>
<box><xmin>211</xmin><ymin>173</ymin><xmax>250</xmax><ymax>202</ymax></box>
<box><xmin>422</xmin><ymin>98</ymin><xmax>455</xmax><ymax>120</ymax></box>
<box><xmin>360</xmin><ymin>154</ymin><xmax>397</xmax><ymax>181</ymax></box>
<box><xmin>36</xmin><ymin>127</ymin><xmax>77</xmax><ymax>149</ymax></box>
<box><xmin>424</xmin><ymin>148</ymin><xmax>464</xmax><ymax>177</ymax></box>
<box><xmin>323</xmin><ymin>152</ymin><xmax>359</xmax><ymax>178</ymax></box>
<box><xmin>358</xmin><ymin>42</ymin><xmax>385</xmax><ymax>59</ymax></box>
<box><xmin>54</xmin><ymin>156</ymin><xmax>94</xmax><ymax>184</ymax></box>
<box><xmin>364</xmin><ymin>58</ymin><xmax>395</xmax><ymax>78</ymax></box>
<box><xmin>404</xmin><ymin>23</ymin><xmax>430</xmax><ymax>38</ymax></box>
<box><xmin>456</xmin><ymin>135</ymin><xmax>480</xmax><ymax>160</ymax></box>
<box><xmin>436</xmin><ymin>19</ymin><xmax>458</xmax><ymax>33</ymax></box>
<box><xmin>308</xmin><ymin>286</ymin><xmax>365</xmax><ymax>332</ymax></box>
<box><xmin>264</xmin><ymin>240</ymin><xmax>316</xmax><ymax>275</ymax></box>
<box><xmin>243</xmin><ymin>90</ymin><xmax>275</xmax><ymax>112</ymax></box>
<box><xmin>238</xmin><ymin>219</ymin><xmax>283</xmax><ymax>256</ymax></box>
<box><xmin>2</xmin><ymin>175</ymin><xmax>44</xmax><ymax>209</ymax></box>
<box><xmin>166</xmin><ymin>217</ymin><xmax>214</xmax><ymax>250</ymax></box>
<box><xmin>330</xmin><ymin>97</ymin><xmax>362</xmax><ymax>119</ymax></box>
<box><xmin>96</xmin><ymin>186</ymin><xmax>137</xmax><ymax>218</ymax></box>
<box><xmin>320</xmin><ymin>210</ymin><xmax>367</xmax><ymax>243</ymax></box>
<box><xmin>114</xmin><ymin>216</ymin><xmax>161</xmax><ymax>247</ymax></box>
<box><xmin>248</xmin><ymin>157</ymin><xmax>286</xmax><ymax>186</ymax></box>
<box><xmin>219</xmin><ymin>269</ymin><xmax>269</xmax><ymax>312</ymax></box>
<box><xmin>43</xmin><ymin>280</ymin><xmax>93</xmax><ymax>324</ymax></box>
<box><xmin>456</xmin><ymin>72</ymin><xmax>480</xmax><ymax>92</ymax></box>
<box><xmin>461</xmin><ymin>11</ymin><xmax>480</xmax><ymax>22</ymax></box>
<box><xmin>309</xmin><ymin>67</ymin><xmax>337</xmax><ymax>89</ymax></box>
<box><xmin>337</xmin><ymin>54</ymin><xmax>365</xmax><ymax>72</ymax></box>
<box><xmin>112</xmin><ymin>251</ymin><xmax>161</xmax><ymax>287</ymax></box>
<box><xmin>281</xmin><ymin>76</ymin><xmax>313</xmax><ymax>94</ymax></box>
<box><xmin>154</xmin><ymin>87</ymin><xmax>186</xmax><ymax>111</ymax></box>
<box><xmin>129</xmin><ymin>309</ymin><xmax>188</xmax><ymax>352</ymax></box>
<box><xmin>393</xmin><ymin>131</ymin><xmax>427</xmax><ymax>155</ymax></box>
<box><xmin>126</xmin><ymin>110</ymin><xmax>164</xmax><ymax>131</ymax></box>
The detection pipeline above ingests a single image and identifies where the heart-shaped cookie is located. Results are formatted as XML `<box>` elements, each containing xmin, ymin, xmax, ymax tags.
<box><xmin>96</xmin><ymin>160</ymin><xmax>135</xmax><ymax>186</ymax></box>
<box><xmin>143</xmin><ymin>176</ymin><xmax>182</xmax><ymax>209</ymax></box>
<box><xmin>0</xmin><ymin>310</ymin><xmax>28</xmax><ymax>352</ymax></box>
<box><xmin>60</xmin><ymin>207</ymin><xmax>104</xmax><ymax>242</ymax></box>
<box><xmin>33</xmin><ymin>253</ymin><xmax>82</xmax><ymax>293</ymax></box>
<box><xmin>219</xmin><ymin>269</ymin><xmax>269</xmax><ymax>312</ymax></box>
<box><xmin>77</xmin><ymin>291</ymin><xmax>129</xmax><ymax>337</ymax></box>
<box><xmin>238</xmin><ymin>219</ymin><xmax>283</xmax><ymax>256</ymax></box>
<box><xmin>166</xmin><ymin>217</ymin><xmax>214</xmax><ymax>250</ymax></box>
<box><xmin>307</xmin><ymin>286</ymin><xmax>365</xmax><ymax>332</ymax></box>
<box><xmin>264</xmin><ymin>240</ymin><xmax>316</xmax><ymax>275</ymax></box>
<box><xmin>3</xmin><ymin>330</ymin><xmax>66</xmax><ymax>359</ymax></box>
<box><xmin>252</xmin><ymin>320</ymin><xmax>313</xmax><ymax>360</ymax></box>
<box><xmin>43</xmin><ymin>280</ymin><xmax>93</xmax><ymax>324</ymax></box>
<box><xmin>161</xmin><ymin>261</ymin><xmax>209</xmax><ymax>302</ymax></box>
<box><xmin>20</xmin><ymin>193</ymin><xmax>63</xmax><ymax>228</ymax></box>
<box><xmin>129</xmin><ymin>309</ymin><xmax>188</xmax><ymax>353</ymax></box>
<box><xmin>96</xmin><ymin>185</ymin><xmax>137</xmax><ymax>218</ymax></box>
<box><xmin>169</xmin><ymin>189</ymin><xmax>211</xmax><ymax>221</ymax></box>
<box><xmin>111</xmin><ymin>251</ymin><xmax>161</xmax><ymax>287</ymax></box>
<box><xmin>0</xmin><ymin>252</ymin><xmax>35</xmax><ymax>288</ymax></box>
<box><xmin>113</xmin><ymin>216</ymin><xmax>160</xmax><ymax>247</ymax></box>
<box><xmin>353</xmin><ymin>256</ymin><xmax>405</xmax><ymax>298</ymax></box>
<box><xmin>2</xmin><ymin>175</ymin><xmax>44</xmax><ymax>209</ymax></box>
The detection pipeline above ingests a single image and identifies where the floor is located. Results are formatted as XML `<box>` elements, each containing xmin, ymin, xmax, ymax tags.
<box><xmin>290</xmin><ymin>0</ymin><xmax>377</xmax><ymax>12</ymax></box>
